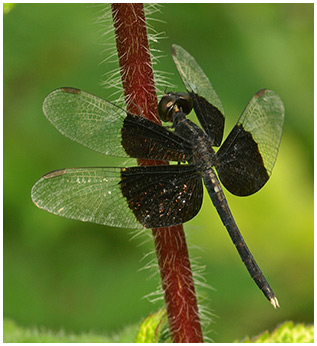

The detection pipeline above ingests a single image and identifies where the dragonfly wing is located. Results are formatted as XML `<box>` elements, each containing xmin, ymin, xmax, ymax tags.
<box><xmin>120</xmin><ymin>164</ymin><xmax>203</xmax><ymax>228</ymax></box>
<box><xmin>43</xmin><ymin>88</ymin><xmax>193</xmax><ymax>162</ymax></box>
<box><xmin>31</xmin><ymin>167</ymin><xmax>142</xmax><ymax>229</ymax></box>
<box><xmin>43</xmin><ymin>88</ymin><xmax>129</xmax><ymax>158</ymax></box>
<box><xmin>171</xmin><ymin>45</ymin><xmax>225</xmax><ymax>146</ymax></box>
<box><xmin>216</xmin><ymin>89</ymin><xmax>285</xmax><ymax>196</ymax></box>
<box><xmin>31</xmin><ymin>165</ymin><xmax>203</xmax><ymax>229</ymax></box>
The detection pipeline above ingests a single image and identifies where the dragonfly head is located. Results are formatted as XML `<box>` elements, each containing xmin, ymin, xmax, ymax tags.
<box><xmin>158</xmin><ymin>92</ymin><xmax>193</xmax><ymax>122</ymax></box>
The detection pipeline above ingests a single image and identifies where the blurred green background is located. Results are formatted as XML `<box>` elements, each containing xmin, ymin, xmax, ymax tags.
<box><xmin>4</xmin><ymin>3</ymin><xmax>313</xmax><ymax>343</ymax></box>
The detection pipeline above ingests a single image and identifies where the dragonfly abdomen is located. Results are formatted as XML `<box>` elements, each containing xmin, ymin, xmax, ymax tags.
<box><xmin>203</xmin><ymin>169</ymin><xmax>279</xmax><ymax>307</ymax></box>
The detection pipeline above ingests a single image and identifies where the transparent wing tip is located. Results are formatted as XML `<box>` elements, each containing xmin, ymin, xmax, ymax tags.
<box><xmin>270</xmin><ymin>296</ymin><xmax>280</xmax><ymax>309</ymax></box>
<box><xmin>171</xmin><ymin>44</ymin><xmax>177</xmax><ymax>56</ymax></box>
<box><xmin>171</xmin><ymin>44</ymin><xmax>183</xmax><ymax>58</ymax></box>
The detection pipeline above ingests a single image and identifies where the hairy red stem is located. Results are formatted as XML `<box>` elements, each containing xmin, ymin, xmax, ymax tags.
<box><xmin>111</xmin><ymin>4</ymin><xmax>203</xmax><ymax>342</ymax></box>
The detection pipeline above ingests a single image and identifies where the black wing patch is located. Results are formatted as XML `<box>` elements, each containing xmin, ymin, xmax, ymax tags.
<box><xmin>122</xmin><ymin>114</ymin><xmax>193</xmax><ymax>163</ymax></box>
<box><xmin>216</xmin><ymin>89</ymin><xmax>284</xmax><ymax>196</ymax></box>
<box><xmin>120</xmin><ymin>164</ymin><xmax>203</xmax><ymax>228</ymax></box>
<box><xmin>215</xmin><ymin>124</ymin><xmax>269</xmax><ymax>196</ymax></box>
<box><xmin>189</xmin><ymin>92</ymin><xmax>225</xmax><ymax>146</ymax></box>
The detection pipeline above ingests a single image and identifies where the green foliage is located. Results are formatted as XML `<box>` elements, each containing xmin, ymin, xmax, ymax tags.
<box><xmin>6</xmin><ymin>318</ymin><xmax>312</xmax><ymax>343</ymax></box>
<box><xmin>3</xmin><ymin>3</ymin><xmax>15</xmax><ymax>14</ymax></box>
<box><xmin>242</xmin><ymin>321</ymin><xmax>314</xmax><ymax>343</ymax></box>
<box><xmin>135</xmin><ymin>308</ymin><xmax>170</xmax><ymax>343</ymax></box>
<box><xmin>3</xmin><ymin>319</ymin><xmax>138</xmax><ymax>343</ymax></box>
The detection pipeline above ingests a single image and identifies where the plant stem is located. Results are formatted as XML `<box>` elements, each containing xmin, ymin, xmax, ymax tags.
<box><xmin>111</xmin><ymin>4</ymin><xmax>203</xmax><ymax>342</ymax></box>
<box><xmin>152</xmin><ymin>226</ymin><xmax>204</xmax><ymax>342</ymax></box>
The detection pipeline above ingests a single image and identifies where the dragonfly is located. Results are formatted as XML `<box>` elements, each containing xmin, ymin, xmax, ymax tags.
<box><xmin>31</xmin><ymin>44</ymin><xmax>284</xmax><ymax>308</ymax></box>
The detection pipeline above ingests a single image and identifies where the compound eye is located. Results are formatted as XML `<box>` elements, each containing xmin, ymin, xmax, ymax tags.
<box><xmin>175</xmin><ymin>92</ymin><xmax>193</xmax><ymax>115</ymax></box>
<box><xmin>158</xmin><ymin>93</ymin><xmax>177</xmax><ymax>122</ymax></box>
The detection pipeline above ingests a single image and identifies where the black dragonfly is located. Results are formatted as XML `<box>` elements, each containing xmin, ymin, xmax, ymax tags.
<box><xmin>31</xmin><ymin>45</ymin><xmax>284</xmax><ymax>308</ymax></box>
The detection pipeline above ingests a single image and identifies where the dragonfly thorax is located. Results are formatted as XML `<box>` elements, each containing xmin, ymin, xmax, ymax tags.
<box><xmin>173</xmin><ymin>113</ymin><xmax>216</xmax><ymax>171</ymax></box>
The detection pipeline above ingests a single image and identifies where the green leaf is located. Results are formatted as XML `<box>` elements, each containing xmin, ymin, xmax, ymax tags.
<box><xmin>242</xmin><ymin>321</ymin><xmax>314</xmax><ymax>343</ymax></box>
<box><xmin>135</xmin><ymin>308</ymin><xmax>170</xmax><ymax>343</ymax></box>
